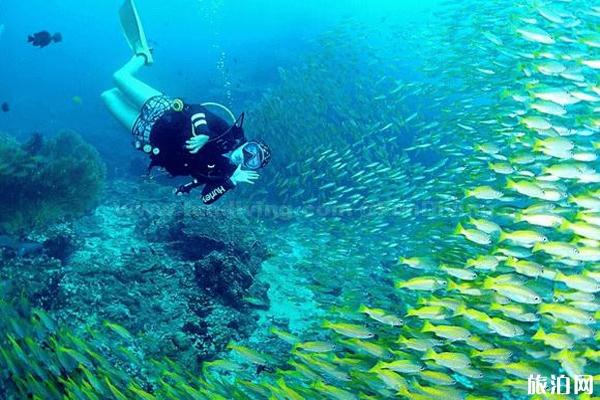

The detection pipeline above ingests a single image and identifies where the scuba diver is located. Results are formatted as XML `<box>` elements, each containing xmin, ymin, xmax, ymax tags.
<box><xmin>101</xmin><ymin>0</ymin><xmax>271</xmax><ymax>205</ymax></box>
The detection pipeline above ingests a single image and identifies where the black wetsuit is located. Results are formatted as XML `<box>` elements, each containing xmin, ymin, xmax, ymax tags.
<box><xmin>147</xmin><ymin>102</ymin><xmax>246</xmax><ymax>204</ymax></box>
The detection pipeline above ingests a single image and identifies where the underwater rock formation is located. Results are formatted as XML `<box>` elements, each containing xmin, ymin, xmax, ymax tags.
<box><xmin>0</xmin><ymin>182</ymin><xmax>271</xmax><ymax>369</ymax></box>
<box><xmin>134</xmin><ymin>197</ymin><xmax>271</xmax><ymax>361</ymax></box>
<box><xmin>0</xmin><ymin>131</ymin><xmax>106</xmax><ymax>235</ymax></box>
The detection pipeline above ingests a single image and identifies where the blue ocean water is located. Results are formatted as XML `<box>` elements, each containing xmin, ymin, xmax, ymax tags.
<box><xmin>0</xmin><ymin>0</ymin><xmax>439</xmax><ymax>175</ymax></box>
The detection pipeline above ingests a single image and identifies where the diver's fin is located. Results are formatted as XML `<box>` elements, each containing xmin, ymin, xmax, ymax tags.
<box><xmin>119</xmin><ymin>0</ymin><xmax>153</xmax><ymax>64</ymax></box>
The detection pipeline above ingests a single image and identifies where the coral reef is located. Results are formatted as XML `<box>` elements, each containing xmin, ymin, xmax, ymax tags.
<box><xmin>0</xmin><ymin>254</ymin><xmax>65</xmax><ymax>311</ymax></box>
<box><xmin>0</xmin><ymin>182</ymin><xmax>271</xmax><ymax>373</ymax></box>
<box><xmin>0</xmin><ymin>131</ymin><xmax>106</xmax><ymax>235</ymax></box>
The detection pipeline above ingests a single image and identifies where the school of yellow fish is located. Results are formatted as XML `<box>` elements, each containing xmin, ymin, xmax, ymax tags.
<box><xmin>229</xmin><ymin>0</ymin><xmax>600</xmax><ymax>398</ymax></box>
<box><xmin>1</xmin><ymin>0</ymin><xmax>599</xmax><ymax>399</ymax></box>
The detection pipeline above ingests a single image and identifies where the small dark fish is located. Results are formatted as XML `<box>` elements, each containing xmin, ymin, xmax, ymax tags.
<box><xmin>1</xmin><ymin>102</ymin><xmax>8</xmax><ymax>112</ymax></box>
<box><xmin>27</xmin><ymin>31</ymin><xmax>62</xmax><ymax>48</ymax></box>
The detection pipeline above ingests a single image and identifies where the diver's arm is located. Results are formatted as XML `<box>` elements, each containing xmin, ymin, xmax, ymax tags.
<box><xmin>186</xmin><ymin>108</ymin><xmax>224</xmax><ymax>153</ymax></box>
<box><xmin>190</xmin><ymin>105</ymin><xmax>231</xmax><ymax>137</ymax></box>
<box><xmin>190</xmin><ymin>110</ymin><xmax>210</xmax><ymax>136</ymax></box>
<box><xmin>201</xmin><ymin>180</ymin><xmax>236</xmax><ymax>205</ymax></box>
<box><xmin>197</xmin><ymin>167</ymin><xmax>259</xmax><ymax>205</ymax></box>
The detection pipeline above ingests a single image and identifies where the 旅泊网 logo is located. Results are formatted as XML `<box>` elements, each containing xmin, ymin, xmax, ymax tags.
<box><xmin>528</xmin><ymin>374</ymin><xmax>594</xmax><ymax>396</ymax></box>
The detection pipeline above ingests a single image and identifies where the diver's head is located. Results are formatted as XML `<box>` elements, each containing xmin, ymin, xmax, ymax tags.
<box><xmin>231</xmin><ymin>140</ymin><xmax>272</xmax><ymax>170</ymax></box>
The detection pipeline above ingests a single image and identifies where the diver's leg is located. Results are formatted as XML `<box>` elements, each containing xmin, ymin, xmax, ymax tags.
<box><xmin>101</xmin><ymin>88</ymin><xmax>139</xmax><ymax>132</ymax></box>
<box><xmin>113</xmin><ymin>55</ymin><xmax>162</xmax><ymax>110</ymax></box>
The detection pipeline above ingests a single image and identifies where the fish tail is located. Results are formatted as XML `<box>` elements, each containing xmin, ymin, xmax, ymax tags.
<box><xmin>558</xmin><ymin>220</ymin><xmax>570</xmax><ymax>230</ymax></box>
<box><xmin>554</xmin><ymin>270</ymin><xmax>565</xmax><ymax>281</ymax></box>
<box><xmin>27</xmin><ymin>35</ymin><xmax>34</xmax><ymax>42</ymax></box>
<box><xmin>454</xmin><ymin>223</ymin><xmax>464</xmax><ymax>235</ymax></box>
<box><xmin>482</xmin><ymin>277</ymin><xmax>494</xmax><ymax>289</ymax></box>
<box><xmin>499</xmin><ymin>89</ymin><xmax>510</xmax><ymax>99</ymax></box>
<box><xmin>422</xmin><ymin>349</ymin><xmax>436</xmax><ymax>360</ymax></box>
<box><xmin>455</xmin><ymin>303</ymin><xmax>468</xmax><ymax>316</ymax></box>
<box><xmin>417</xmin><ymin>296</ymin><xmax>429</xmax><ymax>306</ymax></box>
<box><xmin>532</xmin><ymin>328</ymin><xmax>545</xmax><ymax>340</ymax></box>
<box><xmin>498</xmin><ymin>230</ymin><xmax>508</xmax><ymax>242</ymax></box>
<box><xmin>447</xmin><ymin>279</ymin><xmax>459</xmax><ymax>291</ymax></box>
<box><xmin>421</xmin><ymin>321</ymin><xmax>434</xmax><ymax>333</ymax></box>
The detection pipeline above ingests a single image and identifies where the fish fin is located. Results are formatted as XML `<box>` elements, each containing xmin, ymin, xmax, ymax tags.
<box><xmin>453</xmin><ymin>223</ymin><xmax>464</xmax><ymax>235</ymax></box>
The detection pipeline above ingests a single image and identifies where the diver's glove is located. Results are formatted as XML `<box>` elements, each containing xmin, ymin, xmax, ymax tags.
<box><xmin>175</xmin><ymin>180</ymin><xmax>199</xmax><ymax>195</ymax></box>
<box><xmin>230</xmin><ymin>164</ymin><xmax>260</xmax><ymax>185</ymax></box>
<box><xmin>186</xmin><ymin>134</ymin><xmax>209</xmax><ymax>154</ymax></box>
<box><xmin>174</xmin><ymin>185</ymin><xmax>191</xmax><ymax>196</ymax></box>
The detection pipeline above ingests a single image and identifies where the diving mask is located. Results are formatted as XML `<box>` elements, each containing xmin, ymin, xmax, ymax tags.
<box><xmin>241</xmin><ymin>141</ymin><xmax>271</xmax><ymax>170</ymax></box>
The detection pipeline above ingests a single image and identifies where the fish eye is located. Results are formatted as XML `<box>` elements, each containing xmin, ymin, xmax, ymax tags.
<box><xmin>542</xmin><ymin>237</ymin><xmax>548</xmax><ymax>242</ymax></box>
<box><xmin>534</xmin><ymin>296</ymin><xmax>540</xmax><ymax>302</ymax></box>
<box><xmin>420</xmin><ymin>366</ymin><xmax>425</xmax><ymax>371</ymax></box>
<box><xmin>573</xmin><ymin>249</ymin><xmax>580</xmax><ymax>254</ymax></box>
